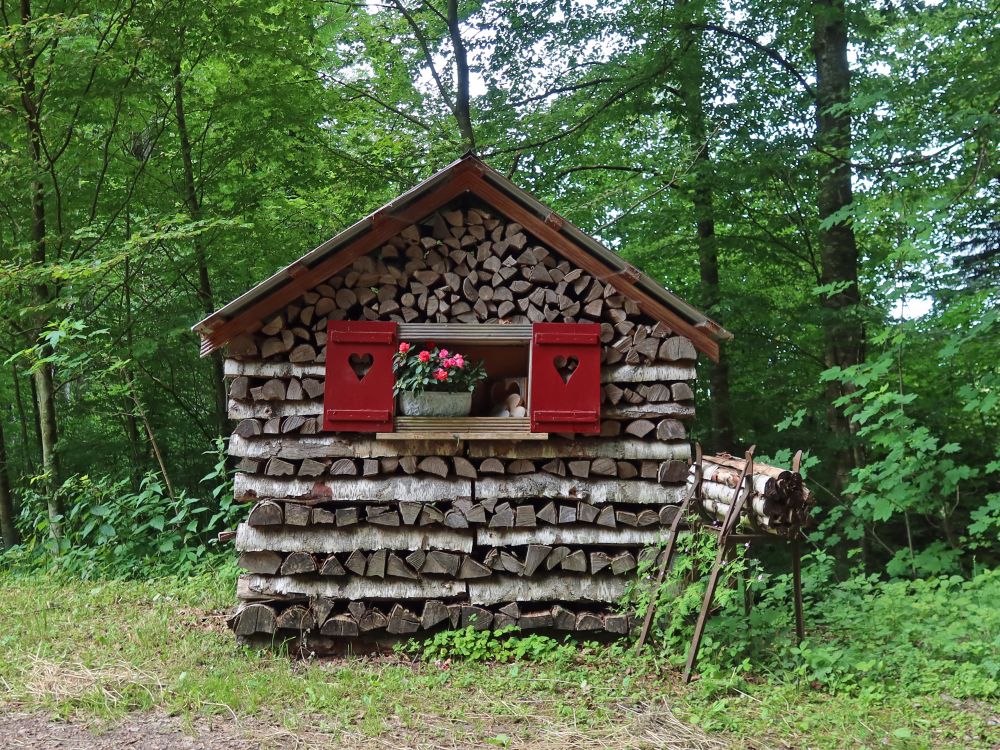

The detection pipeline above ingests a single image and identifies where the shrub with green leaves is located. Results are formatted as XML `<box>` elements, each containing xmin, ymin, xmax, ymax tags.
<box><xmin>8</xmin><ymin>441</ymin><xmax>239</xmax><ymax>579</ymax></box>
<box><xmin>630</xmin><ymin>534</ymin><xmax>999</xmax><ymax>702</ymax></box>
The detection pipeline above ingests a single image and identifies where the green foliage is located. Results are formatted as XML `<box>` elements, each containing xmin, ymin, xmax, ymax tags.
<box><xmin>787</xmin><ymin>570</ymin><xmax>1000</xmax><ymax>700</ymax></box>
<box><xmin>632</xmin><ymin>537</ymin><xmax>999</xmax><ymax>703</ymax></box>
<box><xmin>401</xmin><ymin>625</ymin><xmax>577</xmax><ymax>663</ymax></box>
<box><xmin>6</xmin><ymin>441</ymin><xmax>238</xmax><ymax>578</ymax></box>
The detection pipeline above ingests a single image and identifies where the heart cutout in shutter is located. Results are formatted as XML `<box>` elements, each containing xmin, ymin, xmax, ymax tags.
<box><xmin>348</xmin><ymin>353</ymin><xmax>374</xmax><ymax>381</ymax></box>
<box><xmin>553</xmin><ymin>355</ymin><xmax>579</xmax><ymax>384</ymax></box>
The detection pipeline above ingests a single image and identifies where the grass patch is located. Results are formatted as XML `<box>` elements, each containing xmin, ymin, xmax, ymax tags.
<box><xmin>0</xmin><ymin>568</ymin><xmax>995</xmax><ymax>749</ymax></box>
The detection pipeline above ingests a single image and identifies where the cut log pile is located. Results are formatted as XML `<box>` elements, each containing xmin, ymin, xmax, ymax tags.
<box><xmin>222</xmin><ymin>199</ymin><xmax>699</xmax><ymax>644</ymax></box>
<box><xmin>224</xmin><ymin>206</ymin><xmax>698</xmax><ymax>371</ymax></box>
<box><xmin>689</xmin><ymin>454</ymin><xmax>814</xmax><ymax>535</ymax></box>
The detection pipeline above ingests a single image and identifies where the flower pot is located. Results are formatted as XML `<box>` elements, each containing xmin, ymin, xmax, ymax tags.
<box><xmin>398</xmin><ymin>390</ymin><xmax>472</xmax><ymax>417</ymax></box>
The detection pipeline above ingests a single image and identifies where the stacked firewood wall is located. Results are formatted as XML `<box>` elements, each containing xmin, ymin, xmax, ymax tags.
<box><xmin>224</xmin><ymin>204</ymin><xmax>697</xmax><ymax>645</ymax></box>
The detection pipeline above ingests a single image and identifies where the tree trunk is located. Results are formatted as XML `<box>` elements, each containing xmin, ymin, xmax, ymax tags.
<box><xmin>812</xmin><ymin>0</ymin><xmax>863</xmax><ymax>494</ymax></box>
<box><xmin>680</xmin><ymin>9</ymin><xmax>735</xmax><ymax>451</ymax></box>
<box><xmin>447</xmin><ymin>0</ymin><xmax>475</xmax><ymax>152</ymax></box>
<box><xmin>21</xmin><ymin>0</ymin><xmax>63</xmax><ymax>535</ymax></box>
<box><xmin>11</xmin><ymin>362</ymin><xmax>35</xmax><ymax>471</ymax></box>
<box><xmin>173</xmin><ymin>56</ymin><xmax>227</xmax><ymax>435</ymax></box>
<box><xmin>0</xmin><ymin>416</ymin><xmax>19</xmax><ymax>549</ymax></box>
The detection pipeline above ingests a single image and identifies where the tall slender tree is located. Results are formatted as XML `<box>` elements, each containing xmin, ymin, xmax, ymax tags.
<box><xmin>812</xmin><ymin>0</ymin><xmax>864</xmax><ymax>492</ymax></box>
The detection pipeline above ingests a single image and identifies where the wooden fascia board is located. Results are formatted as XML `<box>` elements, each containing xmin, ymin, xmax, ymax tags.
<box><xmin>466</xmin><ymin>177</ymin><xmax>721</xmax><ymax>361</ymax></box>
<box><xmin>201</xmin><ymin>168</ymin><xmax>477</xmax><ymax>355</ymax></box>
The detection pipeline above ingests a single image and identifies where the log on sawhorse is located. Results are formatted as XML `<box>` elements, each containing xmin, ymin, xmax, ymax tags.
<box><xmin>681</xmin><ymin>448</ymin><xmax>806</xmax><ymax>683</ymax></box>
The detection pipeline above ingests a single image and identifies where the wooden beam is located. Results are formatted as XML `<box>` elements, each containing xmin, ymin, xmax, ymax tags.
<box><xmin>203</xmin><ymin>168</ymin><xmax>479</xmax><ymax>355</ymax></box>
<box><xmin>233</xmin><ymin>474</ymin><xmax>472</xmax><ymax>503</ymax></box>
<box><xmin>467</xmin><ymin>439</ymin><xmax>691</xmax><ymax>461</ymax></box>
<box><xmin>238</xmin><ymin>574</ymin><xmax>466</xmax><ymax>601</ymax></box>
<box><xmin>228</xmin><ymin>434</ymin><xmax>463</xmax><ymax>460</ymax></box>
<box><xmin>235</xmin><ymin>523</ymin><xmax>473</xmax><ymax>553</ymax></box>
<box><xmin>467</xmin><ymin>576</ymin><xmax>626</xmax><ymax>605</ymax></box>
<box><xmin>477</xmin><ymin>526</ymin><xmax>676</xmax><ymax>547</ymax></box>
<box><xmin>475</xmin><ymin>477</ymin><xmax>688</xmax><ymax>504</ymax></box>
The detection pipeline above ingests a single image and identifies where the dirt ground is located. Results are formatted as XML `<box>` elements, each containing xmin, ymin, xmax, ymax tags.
<box><xmin>0</xmin><ymin>705</ymin><xmax>741</xmax><ymax>750</ymax></box>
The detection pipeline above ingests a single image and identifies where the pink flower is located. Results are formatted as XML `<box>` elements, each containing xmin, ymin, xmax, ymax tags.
<box><xmin>439</xmin><ymin>349</ymin><xmax>449</xmax><ymax>357</ymax></box>
<box><xmin>442</xmin><ymin>357</ymin><xmax>455</xmax><ymax>368</ymax></box>
<box><xmin>418</xmin><ymin>350</ymin><xmax>431</xmax><ymax>362</ymax></box>
<box><xmin>398</xmin><ymin>342</ymin><xmax>411</xmax><ymax>353</ymax></box>
<box><xmin>454</xmin><ymin>355</ymin><xmax>465</xmax><ymax>368</ymax></box>
<box><xmin>433</xmin><ymin>368</ymin><xmax>449</xmax><ymax>381</ymax></box>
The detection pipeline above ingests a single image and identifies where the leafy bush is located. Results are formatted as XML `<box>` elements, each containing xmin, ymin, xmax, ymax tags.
<box><xmin>402</xmin><ymin>625</ymin><xmax>579</xmax><ymax>663</ymax></box>
<box><xmin>632</xmin><ymin>535</ymin><xmax>1000</xmax><ymax>701</ymax></box>
<box><xmin>6</xmin><ymin>441</ymin><xmax>240</xmax><ymax>578</ymax></box>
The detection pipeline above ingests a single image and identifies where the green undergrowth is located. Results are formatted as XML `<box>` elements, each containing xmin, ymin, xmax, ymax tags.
<box><xmin>1</xmin><ymin>568</ymin><xmax>997</xmax><ymax>748</ymax></box>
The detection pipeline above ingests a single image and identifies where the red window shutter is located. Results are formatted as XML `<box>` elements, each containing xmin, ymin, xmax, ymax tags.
<box><xmin>529</xmin><ymin>322</ymin><xmax>601</xmax><ymax>434</ymax></box>
<box><xmin>323</xmin><ymin>321</ymin><xmax>397</xmax><ymax>432</ymax></box>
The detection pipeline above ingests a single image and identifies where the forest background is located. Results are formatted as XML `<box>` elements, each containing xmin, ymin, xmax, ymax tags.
<box><xmin>1</xmin><ymin>0</ymin><xmax>996</xmax><ymax>578</ymax></box>
<box><xmin>0</xmin><ymin>0</ymin><xmax>997</xmax><ymax>675</ymax></box>
<box><xmin>0</xmin><ymin>3</ymin><xmax>997</xmax><ymax>743</ymax></box>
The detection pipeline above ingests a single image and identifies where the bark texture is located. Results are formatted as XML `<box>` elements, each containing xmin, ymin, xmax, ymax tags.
<box><xmin>0</xmin><ymin>418</ymin><xmax>19</xmax><ymax>549</ymax></box>
<box><xmin>21</xmin><ymin>0</ymin><xmax>63</xmax><ymax>535</ymax></box>
<box><xmin>813</xmin><ymin>0</ymin><xmax>863</xmax><ymax>493</ymax></box>
<box><xmin>173</xmin><ymin>55</ymin><xmax>228</xmax><ymax>435</ymax></box>
<box><xmin>680</xmin><ymin>12</ymin><xmax>735</xmax><ymax>451</ymax></box>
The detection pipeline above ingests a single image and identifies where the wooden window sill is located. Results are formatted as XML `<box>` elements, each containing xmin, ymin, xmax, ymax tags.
<box><xmin>376</xmin><ymin>417</ymin><xmax>547</xmax><ymax>441</ymax></box>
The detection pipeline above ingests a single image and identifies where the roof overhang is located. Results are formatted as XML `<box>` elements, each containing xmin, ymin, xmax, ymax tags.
<box><xmin>193</xmin><ymin>155</ymin><xmax>732</xmax><ymax>361</ymax></box>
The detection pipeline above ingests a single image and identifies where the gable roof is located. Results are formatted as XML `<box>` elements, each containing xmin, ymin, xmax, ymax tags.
<box><xmin>193</xmin><ymin>154</ymin><xmax>732</xmax><ymax>361</ymax></box>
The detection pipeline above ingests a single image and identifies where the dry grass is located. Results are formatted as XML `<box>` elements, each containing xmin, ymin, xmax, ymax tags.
<box><xmin>23</xmin><ymin>655</ymin><xmax>165</xmax><ymax>704</ymax></box>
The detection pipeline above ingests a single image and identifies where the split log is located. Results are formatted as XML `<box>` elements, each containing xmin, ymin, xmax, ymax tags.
<box><xmin>280</xmin><ymin>551</ymin><xmax>317</xmax><ymax>575</ymax></box>
<box><xmin>359</xmin><ymin>609</ymin><xmax>389</xmax><ymax>632</ymax></box>
<box><xmin>575</xmin><ymin>612</ymin><xmax>603</xmax><ymax>631</ymax></box>
<box><xmin>344</xmin><ymin>550</ymin><xmax>367</xmax><ymax>575</ymax></box>
<box><xmin>321</xmin><ymin>614</ymin><xmax>359</xmax><ymax>637</ymax></box>
<box><xmin>329</xmin><ymin>458</ymin><xmax>357</xmax><ymax>476</ymax></box>
<box><xmin>545</xmin><ymin>547</ymin><xmax>570</xmax><ymax>570</ymax></box>
<box><xmin>265</xmin><ymin>458</ymin><xmax>295</xmax><ymax>477</ymax></box>
<box><xmin>590</xmin><ymin>551</ymin><xmax>612</xmax><ymax>574</ymax></box>
<box><xmin>418</xmin><ymin>456</ymin><xmax>449</xmax><ymax>478</ymax></box>
<box><xmin>561</xmin><ymin>550</ymin><xmax>587</xmax><ymax>572</ymax></box>
<box><xmin>460</xmin><ymin>605</ymin><xmax>493</xmax><ymax>630</ymax></box>
<box><xmin>387</xmin><ymin>605</ymin><xmax>421</xmax><ymax>634</ymax></box>
<box><xmin>523</xmin><ymin>545</ymin><xmax>552</xmax><ymax>576</ymax></box>
<box><xmin>610</xmin><ymin>552</ymin><xmax>637</xmax><ymax>574</ymax></box>
<box><xmin>458</xmin><ymin>556</ymin><xmax>491</xmax><ymax>579</ymax></box>
<box><xmin>234</xmin><ymin>603</ymin><xmax>277</xmax><ymax>636</ymax></box>
<box><xmin>284</xmin><ymin>503</ymin><xmax>310</xmax><ymax>525</ymax></box>
<box><xmin>319</xmin><ymin>554</ymin><xmax>345</xmax><ymax>576</ymax></box>
<box><xmin>366</xmin><ymin>548</ymin><xmax>387</xmax><ymax>578</ymax></box>
<box><xmin>237</xmin><ymin>551</ymin><xmax>282</xmax><ymax>574</ymax></box>
<box><xmin>624</xmin><ymin>420</ymin><xmax>656</xmax><ymax>438</ymax></box>
<box><xmin>516</xmin><ymin>609</ymin><xmax>551</xmax><ymax>629</ymax></box>
<box><xmin>276</xmin><ymin>605</ymin><xmax>316</xmax><ymax>631</ymax></box>
<box><xmin>551</xmin><ymin>605</ymin><xmax>576</xmax><ymax>630</ymax></box>
<box><xmin>247</xmin><ymin>500</ymin><xmax>282</xmax><ymax>526</ymax></box>
<box><xmin>422</xmin><ymin>550</ymin><xmax>461</xmax><ymax>576</ymax></box>
<box><xmin>421</xmin><ymin>600</ymin><xmax>450</xmax><ymax>629</ymax></box>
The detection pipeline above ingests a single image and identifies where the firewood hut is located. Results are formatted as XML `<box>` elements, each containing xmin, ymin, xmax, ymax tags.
<box><xmin>194</xmin><ymin>154</ymin><xmax>733</xmax><ymax>645</ymax></box>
